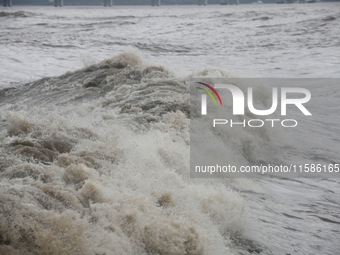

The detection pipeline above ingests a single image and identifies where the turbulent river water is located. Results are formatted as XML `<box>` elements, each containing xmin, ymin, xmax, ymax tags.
<box><xmin>0</xmin><ymin>4</ymin><xmax>340</xmax><ymax>255</ymax></box>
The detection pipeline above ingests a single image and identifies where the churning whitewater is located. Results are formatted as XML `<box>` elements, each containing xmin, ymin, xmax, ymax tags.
<box><xmin>0</xmin><ymin>53</ymin><xmax>253</xmax><ymax>255</ymax></box>
<box><xmin>1</xmin><ymin>4</ymin><xmax>340</xmax><ymax>255</ymax></box>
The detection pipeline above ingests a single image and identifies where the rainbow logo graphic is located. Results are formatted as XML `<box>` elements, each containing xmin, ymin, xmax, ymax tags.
<box><xmin>196</xmin><ymin>82</ymin><xmax>223</xmax><ymax>106</ymax></box>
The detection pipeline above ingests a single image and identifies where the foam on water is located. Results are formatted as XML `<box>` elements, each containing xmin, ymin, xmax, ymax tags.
<box><xmin>1</xmin><ymin>4</ymin><xmax>340</xmax><ymax>253</ymax></box>
<box><xmin>0</xmin><ymin>47</ymin><xmax>339</xmax><ymax>255</ymax></box>
<box><xmin>1</xmin><ymin>4</ymin><xmax>340</xmax><ymax>87</ymax></box>
<box><xmin>0</xmin><ymin>53</ymin><xmax>255</xmax><ymax>255</ymax></box>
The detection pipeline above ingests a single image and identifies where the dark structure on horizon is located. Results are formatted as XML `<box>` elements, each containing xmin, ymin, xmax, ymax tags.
<box><xmin>3</xmin><ymin>0</ymin><xmax>12</xmax><ymax>6</ymax></box>
<box><xmin>54</xmin><ymin>0</ymin><xmax>63</xmax><ymax>6</ymax></box>
<box><xmin>151</xmin><ymin>0</ymin><xmax>160</xmax><ymax>5</ymax></box>
<box><xmin>2</xmin><ymin>0</ymin><xmax>337</xmax><ymax>7</ymax></box>
<box><xmin>3</xmin><ymin>0</ymin><xmax>213</xmax><ymax>6</ymax></box>
<box><xmin>103</xmin><ymin>0</ymin><xmax>112</xmax><ymax>6</ymax></box>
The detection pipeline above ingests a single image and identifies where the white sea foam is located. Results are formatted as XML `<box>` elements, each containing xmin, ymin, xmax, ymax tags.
<box><xmin>0</xmin><ymin>53</ymin><xmax>256</xmax><ymax>255</ymax></box>
<box><xmin>1</xmin><ymin>4</ymin><xmax>340</xmax><ymax>254</ymax></box>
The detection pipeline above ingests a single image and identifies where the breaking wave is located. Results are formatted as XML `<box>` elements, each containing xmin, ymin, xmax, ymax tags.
<box><xmin>1</xmin><ymin>2</ymin><xmax>340</xmax><ymax>252</ymax></box>
<box><xmin>0</xmin><ymin>11</ymin><xmax>34</xmax><ymax>18</ymax></box>
<box><xmin>0</xmin><ymin>52</ymin><xmax>280</xmax><ymax>255</ymax></box>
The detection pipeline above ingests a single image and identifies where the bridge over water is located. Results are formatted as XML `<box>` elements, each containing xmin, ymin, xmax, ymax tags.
<box><xmin>2</xmin><ymin>0</ymin><xmax>213</xmax><ymax>7</ymax></box>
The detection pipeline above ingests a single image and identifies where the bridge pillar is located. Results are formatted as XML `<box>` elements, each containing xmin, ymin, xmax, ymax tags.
<box><xmin>151</xmin><ymin>0</ymin><xmax>160</xmax><ymax>6</ymax></box>
<box><xmin>54</xmin><ymin>0</ymin><xmax>63</xmax><ymax>7</ymax></box>
<box><xmin>103</xmin><ymin>0</ymin><xmax>112</xmax><ymax>7</ymax></box>
<box><xmin>230</xmin><ymin>0</ymin><xmax>239</xmax><ymax>4</ymax></box>
<box><xmin>3</xmin><ymin>0</ymin><xmax>12</xmax><ymax>7</ymax></box>
<box><xmin>198</xmin><ymin>0</ymin><xmax>207</xmax><ymax>5</ymax></box>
